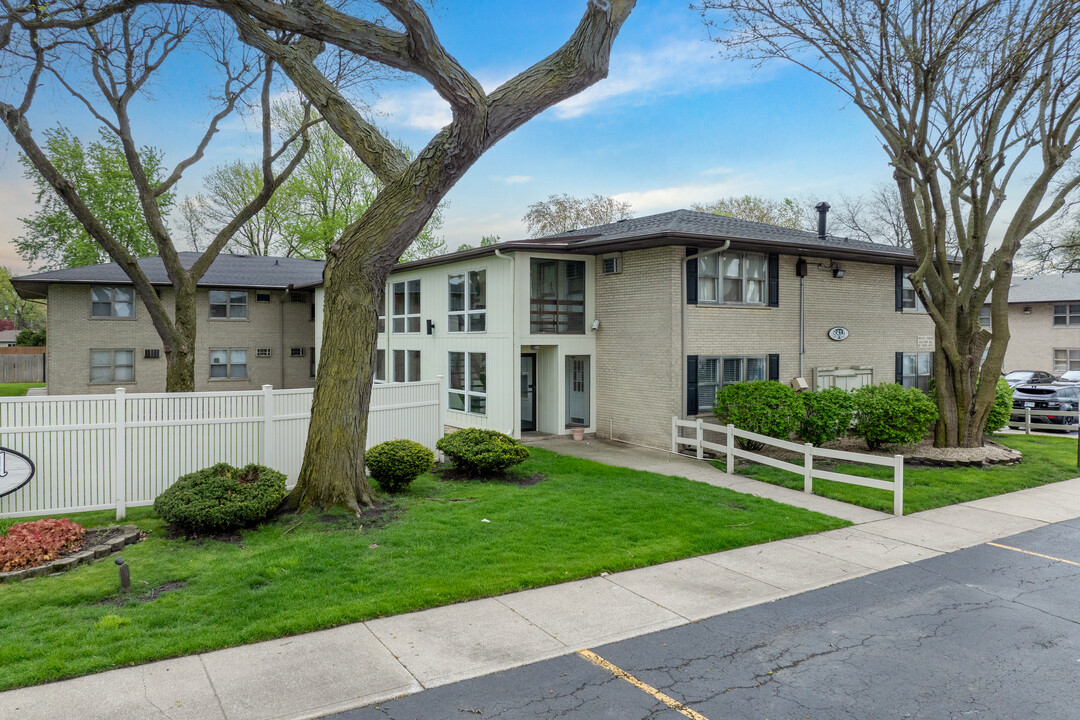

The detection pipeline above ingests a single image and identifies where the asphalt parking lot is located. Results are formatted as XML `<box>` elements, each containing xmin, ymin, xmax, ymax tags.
<box><xmin>330</xmin><ymin>519</ymin><xmax>1080</xmax><ymax>720</ymax></box>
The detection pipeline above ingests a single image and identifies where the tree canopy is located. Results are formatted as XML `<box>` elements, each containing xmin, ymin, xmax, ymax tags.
<box><xmin>523</xmin><ymin>193</ymin><xmax>634</xmax><ymax>237</ymax></box>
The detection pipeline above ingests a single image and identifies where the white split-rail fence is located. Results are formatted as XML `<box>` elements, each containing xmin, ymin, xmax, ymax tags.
<box><xmin>0</xmin><ymin>379</ymin><xmax>445</xmax><ymax>521</ymax></box>
<box><xmin>672</xmin><ymin>417</ymin><xmax>905</xmax><ymax>516</ymax></box>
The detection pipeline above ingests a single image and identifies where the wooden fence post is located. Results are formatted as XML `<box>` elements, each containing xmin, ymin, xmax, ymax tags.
<box><xmin>726</xmin><ymin>423</ymin><xmax>735</xmax><ymax>473</ymax></box>
<box><xmin>695</xmin><ymin>418</ymin><xmax>704</xmax><ymax>460</ymax></box>
<box><xmin>261</xmin><ymin>385</ymin><xmax>275</xmax><ymax>467</ymax></box>
<box><xmin>893</xmin><ymin>454</ymin><xmax>904</xmax><ymax>517</ymax></box>
<box><xmin>114</xmin><ymin>388</ymin><xmax>126</xmax><ymax>521</ymax></box>
<box><xmin>803</xmin><ymin>442</ymin><xmax>813</xmax><ymax>494</ymax></box>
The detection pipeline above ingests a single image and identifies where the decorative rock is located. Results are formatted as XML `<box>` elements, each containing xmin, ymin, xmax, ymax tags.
<box><xmin>90</xmin><ymin>544</ymin><xmax>111</xmax><ymax>559</ymax></box>
<box><xmin>68</xmin><ymin>550</ymin><xmax>94</xmax><ymax>566</ymax></box>
<box><xmin>48</xmin><ymin>556</ymin><xmax>79</xmax><ymax>573</ymax></box>
<box><xmin>0</xmin><ymin>569</ymin><xmax>26</xmax><ymax>583</ymax></box>
<box><xmin>107</xmin><ymin>536</ymin><xmax>127</xmax><ymax>552</ymax></box>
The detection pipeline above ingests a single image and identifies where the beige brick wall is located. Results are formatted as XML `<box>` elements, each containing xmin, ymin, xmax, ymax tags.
<box><xmin>594</xmin><ymin>248</ymin><xmax>936</xmax><ymax>449</ymax></box>
<box><xmin>47</xmin><ymin>284</ymin><xmax>316</xmax><ymax>395</ymax></box>
<box><xmin>999</xmin><ymin>302</ymin><xmax>1078</xmax><ymax>373</ymax></box>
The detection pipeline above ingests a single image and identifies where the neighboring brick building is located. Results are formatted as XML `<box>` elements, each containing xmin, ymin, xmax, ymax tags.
<box><xmin>983</xmin><ymin>274</ymin><xmax>1080</xmax><ymax>373</ymax></box>
<box><xmin>12</xmin><ymin>253</ymin><xmax>322</xmax><ymax>395</ymax></box>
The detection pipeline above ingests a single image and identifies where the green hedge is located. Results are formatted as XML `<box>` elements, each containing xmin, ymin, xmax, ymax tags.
<box><xmin>798</xmin><ymin>387</ymin><xmax>856</xmax><ymax>446</ymax></box>
<box><xmin>713</xmin><ymin>380</ymin><xmax>804</xmax><ymax>450</ymax></box>
<box><xmin>984</xmin><ymin>376</ymin><xmax>1013</xmax><ymax>433</ymax></box>
<box><xmin>436</xmin><ymin>428</ymin><xmax>529</xmax><ymax>477</ymax></box>
<box><xmin>154</xmin><ymin>463</ymin><xmax>286</xmax><ymax>533</ymax></box>
<box><xmin>852</xmin><ymin>383</ymin><xmax>939</xmax><ymax>451</ymax></box>
<box><xmin>367</xmin><ymin>439</ymin><xmax>434</xmax><ymax>493</ymax></box>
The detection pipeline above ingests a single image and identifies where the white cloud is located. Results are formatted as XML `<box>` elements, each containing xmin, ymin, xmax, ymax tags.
<box><xmin>499</xmin><ymin>175</ymin><xmax>533</xmax><ymax>185</ymax></box>
<box><xmin>702</xmin><ymin>166</ymin><xmax>734</xmax><ymax>176</ymax></box>
<box><xmin>613</xmin><ymin>178</ymin><xmax>755</xmax><ymax>214</ymax></box>
<box><xmin>372</xmin><ymin>89</ymin><xmax>451</xmax><ymax>132</ymax></box>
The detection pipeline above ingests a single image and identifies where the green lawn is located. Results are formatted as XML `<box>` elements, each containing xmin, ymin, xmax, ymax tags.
<box><xmin>712</xmin><ymin>434</ymin><xmax>1078</xmax><ymax>514</ymax></box>
<box><xmin>0</xmin><ymin>382</ymin><xmax>45</xmax><ymax>397</ymax></box>
<box><xmin>0</xmin><ymin>447</ymin><xmax>848</xmax><ymax>690</ymax></box>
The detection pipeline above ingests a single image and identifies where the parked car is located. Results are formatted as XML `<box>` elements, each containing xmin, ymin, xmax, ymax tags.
<box><xmin>1054</xmin><ymin>370</ymin><xmax>1080</xmax><ymax>384</ymax></box>
<box><xmin>1010</xmin><ymin>384</ymin><xmax>1080</xmax><ymax>428</ymax></box>
<box><xmin>1004</xmin><ymin>370</ymin><xmax>1057</xmax><ymax>388</ymax></box>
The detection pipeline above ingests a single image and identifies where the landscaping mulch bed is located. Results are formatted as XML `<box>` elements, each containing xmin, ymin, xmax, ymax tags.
<box><xmin>434</xmin><ymin>465</ymin><xmax>548</xmax><ymax>486</ymax></box>
<box><xmin>0</xmin><ymin>524</ymin><xmax>142</xmax><ymax>583</ymax></box>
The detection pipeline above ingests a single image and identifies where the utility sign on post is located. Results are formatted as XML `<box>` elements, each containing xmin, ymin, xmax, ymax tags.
<box><xmin>0</xmin><ymin>448</ymin><xmax>35</xmax><ymax>499</ymax></box>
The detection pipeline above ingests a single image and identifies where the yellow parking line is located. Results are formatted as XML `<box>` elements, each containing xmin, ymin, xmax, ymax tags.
<box><xmin>577</xmin><ymin>649</ymin><xmax>711</xmax><ymax>720</ymax></box>
<box><xmin>987</xmin><ymin>542</ymin><xmax>1080</xmax><ymax>567</ymax></box>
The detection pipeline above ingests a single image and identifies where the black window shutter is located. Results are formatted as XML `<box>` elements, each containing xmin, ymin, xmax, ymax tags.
<box><xmin>895</xmin><ymin>266</ymin><xmax>904</xmax><ymax>312</ymax></box>
<box><xmin>895</xmin><ymin>351</ymin><xmax>905</xmax><ymax>384</ymax></box>
<box><xmin>767</xmin><ymin>254</ymin><xmax>780</xmax><ymax>307</ymax></box>
<box><xmin>686</xmin><ymin>355</ymin><xmax>699</xmax><ymax>414</ymax></box>
<box><xmin>768</xmin><ymin>354</ymin><xmax>780</xmax><ymax>382</ymax></box>
<box><xmin>686</xmin><ymin>247</ymin><xmax>698</xmax><ymax>305</ymax></box>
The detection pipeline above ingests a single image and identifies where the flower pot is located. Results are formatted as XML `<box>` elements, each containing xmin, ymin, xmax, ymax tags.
<box><xmin>572</xmin><ymin>426</ymin><xmax>585</xmax><ymax>441</ymax></box>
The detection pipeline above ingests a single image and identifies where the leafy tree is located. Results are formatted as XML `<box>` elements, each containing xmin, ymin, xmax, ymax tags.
<box><xmin>0</xmin><ymin>267</ymin><xmax>45</xmax><ymax>330</ymax></box>
<box><xmin>523</xmin><ymin>193</ymin><xmax>633</xmax><ymax>237</ymax></box>
<box><xmin>16</xmin><ymin>127</ymin><xmax>168</xmax><ymax>270</ymax></box>
<box><xmin>701</xmin><ymin>0</ymin><xmax>1080</xmax><ymax>447</ymax></box>
<box><xmin>693</xmin><ymin>195</ymin><xmax>806</xmax><ymax>230</ymax></box>
<box><xmin>455</xmin><ymin>234</ymin><xmax>500</xmax><ymax>252</ymax></box>
<box><xmin>15</xmin><ymin>329</ymin><xmax>45</xmax><ymax>347</ymax></box>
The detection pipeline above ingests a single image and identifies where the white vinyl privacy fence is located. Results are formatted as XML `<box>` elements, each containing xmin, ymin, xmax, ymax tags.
<box><xmin>0</xmin><ymin>380</ymin><xmax>444</xmax><ymax>520</ymax></box>
<box><xmin>673</xmin><ymin>417</ymin><xmax>905</xmax><ymax>516</ymax></box>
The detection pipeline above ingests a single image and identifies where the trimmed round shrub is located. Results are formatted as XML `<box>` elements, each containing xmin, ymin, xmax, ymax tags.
<box><xmin>436</xmin><ymin>428</ymin><xmax>529</xmax><ymax>477</ymax></box>
<box><xmin>798</xmin><ymin>387</ymin><xmax>856</xmax><ymax>446</ymax></box>
<box><xmin>851</xmin><ymin>383</ymin><xmax>939</xmax><ymax>451</ymax></box>
<box><xmin>367</xmin><ymin>439</ymin><xmax>434</xmax><ymax>493</ymax></box>
<box><xmin>154</xmin><ymin>462</ymin><xmax>287</xmax><ymax>533</ymax></box>
<box><xmin>713</xmin><ymin>380</ymin><xmax>805</xmax><ymax>450</ymax></box>
<box><xmin>983</xmin><ymin>376</ymin><xmax>1014</xmax><ymax>433</ymax></box>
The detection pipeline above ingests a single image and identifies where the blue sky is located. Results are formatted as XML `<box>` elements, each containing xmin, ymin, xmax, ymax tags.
<box><xmin>0</xmin><ymin>0</ymin><xmax>893</xmax><ymax>272</ymax></box>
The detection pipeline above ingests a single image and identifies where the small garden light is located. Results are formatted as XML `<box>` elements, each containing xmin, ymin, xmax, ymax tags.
<box><xmin>115</xmin><ymin>556</ymin><xmax>131</xmax><ymax>592</ymax></box>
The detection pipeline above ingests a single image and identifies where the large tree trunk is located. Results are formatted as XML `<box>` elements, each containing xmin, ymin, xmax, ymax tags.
<box><xmin>163</xmin><ymin>282</ymin><xmax>199</xmax><ymax>392</ymax></box>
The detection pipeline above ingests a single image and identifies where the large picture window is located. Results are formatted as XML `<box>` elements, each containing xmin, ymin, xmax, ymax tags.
<box><xmin>90</xmin><ymin>349</ymin><xmax>134</xmax><ymax>383</ymax></box>
<box><xmin>448</xmin><ymin>270</ymin><xmax>486</xmax><ymax>332</ymax></box>
<box><xmin>696</xmin><ymin>355</ymin><xmax>767</xmax><ymax>413</ymax></box>
<box><xmin>697</xmin><ymin>252</ymin><xmax>766</xmax><ymax>304</ymax></box>
<box><xmin>392</xmin><ymin>279</ymin><xmax>421</xmax><ymax>333</ymax></box>
<box><xmin>530</xmin><ymin>259</ymin><xmax>585</xmax><ymax>334</ymax></box>
<box><xmin>210</xmin><ymin>348</ymin><xmax>248</xmax><ymax>379</ymax></box>
<box><xmin>91</xmin><ymin>286</ymin><xmax>135</xmax><ymax>318</ymax></box>
<box><xmin>392</xmin><ymin>349</ymin><xmax>421</xmax><ymax>383</ymax></box>
<box><xmin>209</xmin><ymin>290</ymin><xmax>248</xmax><ymax>319</ymax></box>
<box><xmin>449</xmin><ymin>351</ymin><xmax>486</xmax><ymax>414</ymax></box>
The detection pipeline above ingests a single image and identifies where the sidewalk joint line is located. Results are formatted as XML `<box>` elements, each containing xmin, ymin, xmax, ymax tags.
<box><xmin>491</xmin><ymin>596</ymin><xmax>568</xmax><ymax>647</ymax></box>
<box><xmin>362</xmin><ymin>623</ymin><xmax>427</xmax><ymax>690</ymax></box>
<box><xmin>987</xmin><ymin>542</ymin><xmax>1080</xmax><ymax>567</ymax></box>
<box><xmin>577</xmin><ymin>649</ymin><xmax>710</xmax><ymax>720</ymax></box>
<box><xmin>197</xmin><ymin>655</ymin><xmax>229</xmax><ymax>720</ymax></box>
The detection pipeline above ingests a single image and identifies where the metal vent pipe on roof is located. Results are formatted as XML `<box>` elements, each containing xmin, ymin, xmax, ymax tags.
<box><xmin>815</xmin><ymin>202</ymin><xmax>830</xmax><ymax>241</ymax></box>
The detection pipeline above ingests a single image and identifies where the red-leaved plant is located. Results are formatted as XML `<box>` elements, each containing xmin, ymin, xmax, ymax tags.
<box><xmin>0</xmin><ymin>518</ymin><xmax>85</xmax><ymax>572</ymax></box>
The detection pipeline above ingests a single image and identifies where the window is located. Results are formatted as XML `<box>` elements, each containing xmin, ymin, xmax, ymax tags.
<box><xmin>309</xmin><ymin>347</ymin><xmax>316</xmax><ymax>378</ymax></box>
<box><xmin>290</xmin><ymin>292</ymin><xmax>308</xmax><ymax>303</ymax></box>
<box><xmin>90</xmin><ymin>349</ymin><xmax>134</xmax><ymax>383</ymax></box>
<box><xmin>392</xmin><ymin>279</ymin><xmax>421</xmax><ymax>333</ymax></box>
<box><xmin>696</xmin><ymin>356</ymin><xmax>767</xmax><ymax>413</ymax></box>
<box><xmin>449</xmin><ymin>351</ymin><xmax>486</xmax><ymax>414</ymax></box>
<box><xmin>530</xmin><ymin>259</ymin><xmax>586</xmax><ymax>334</ymax></box>
<box><xmin>1054</xmin><ymin>349</ymin><xmax>1080</xmax><ymax>372</ymax></box>
<box><xmin>901</xmin><ymin>268</ymin><xmax>926</xmax><ymax>312</ymax></box>
<box><xmin>979</xmin><ymin>305</ymin><xmax>992</xmax><ymax>329</ymax></box>
<box><xmin>290</xmin><ymin>347</ymin><xmax>306</xmax><ymax>357</ymax></box>
<box><xmin>209</xmin><ymin>290</ymin><xmax>248</xmax><ymax>319</ymax></box>
<box><xmin>448</xmin><ymin>270</ymin><xmax>487</xmax><ymax>332</ymax></box>
<box><xmin>256</xmin><ymin>292</ymin><xmax>272</xmax><ymax>303</ymax></box>
<box><xmin>1053</xmin><ymin>304</ymin><xmax>1080</xmax><ymax>326</ymax></box>
<box><xmin>375</xmin><ymin>349</ymin><xmax>386</xmax><ymax>383</ymax></box>
<box><xmin>378</xmin><ymin>304</ymin><xmax>386</xmax><ymax>334</ymax></box>
<box><xmin>601</xmin><ymin>255</ymin><xmax>621</xmax><ymax>274</ymax></box>
<box><xmin>209</xmin><ymin>348</ymin><xmax>247</xmax><ymax>379</ymax></box>
<box><xmin>91</xmin><ymin>286</ymin><xmax>135</xmax><ymax>318</ymax></box>
<box><xmin>697</xmin><ymin>252</ymin><xmax>766</xmax><ymax>304</ymax></box>
<box><xmin>902</xmin><ymin>352</ymin><xmax>933</xmax><ymax>392</ymax></box>
<box><xmin>256</xmin><ymin>348</ymin><xmax>272</xmax><ymax>358</ymax></box>
<box><xmin>392</xmin><ymin>349</ymin><xmax>421</xmax><ymax>383</ymax></box>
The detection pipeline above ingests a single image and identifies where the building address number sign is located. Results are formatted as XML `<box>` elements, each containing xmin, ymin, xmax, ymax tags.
<box><xmin>0</xmin><ymin>448</ymin><xmax>35</xmax><ymax>499</ymax></box>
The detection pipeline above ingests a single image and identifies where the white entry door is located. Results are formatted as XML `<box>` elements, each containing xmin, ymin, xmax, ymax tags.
<box><xmin>565</xmin><ymin>355</ymin><xmax>590</xmax><ymax>427</ymax></box>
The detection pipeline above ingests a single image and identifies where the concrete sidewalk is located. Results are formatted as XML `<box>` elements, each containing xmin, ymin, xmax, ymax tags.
<box><xmin>5</xmin><ymin>445</ymin><xmax>1080</xmax><ymax>720</ymax></box>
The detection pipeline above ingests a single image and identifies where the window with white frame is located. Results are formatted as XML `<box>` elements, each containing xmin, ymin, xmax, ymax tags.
<box><xmin>901</xmin><ymin>268</ymin><xmax>926</xmax><ymax>312</ymax></box>
<box><xmin>902</xmin><ymin>352</ymin><xmax>933</xmax><ymax>392</ymax></box>
<box><xmin>91</xmin><ymin>286</ymin><xmax>135</xmax><ymax>318</ymax></box>
<box><xmin>392</xmin><ymin>349</ymin><xmax>421</xmax><ymax>382</ymax></box>
<box><xmin>90</xmin><ymin>349</ymin><xmax>134</xmax><ymax>383</ymax></box>
<box><xmin>697</xmin><ymin>252</ymin><xmax>766</xmax><ymax>304</ymax></box>
<box><xmin>1053</xmin><ymin>304</ymin><xmax>1080</xmax><ymax>326</ymax></box>
<box><xmin>209</xmin><ymin>348</ymin><xmax>248</xmax><ymax>379</ymax></box>
<box><xmin>696</xmin><ymin>356</ymin><xmax>767</xmax><ymax>413</ymax></box>
<box><xmin>979</xmin><ymin>305</ymin><xmax>992</xmax><ymax>329</ymax></box>
<box><xmin>448</xmin><ymin>351</ymin><xmax>486</xmax><ymax>414</ymax></box>
<box><xmin>209</xmin><ymin>290</ymin><xmax>248</xmax><ymax>319</ymax></box>
<box><xmin>1054</xmin><ymin>348</ymin><xmax>1080</xmax><ymax>372</ymax></box>
<box><xmin>448</xmin><ymin>270</ymin><xmax>486</xmax><ymax>332</ymax></box>
<box><xmin>392</xmin><ymin>279</ymin><xmax>421</xmax><ymax>333</ymax></box>
<box><xmin>375</xmin><ymin>349</ymin><xmax>386</xmax><ymax>382</ymax></box>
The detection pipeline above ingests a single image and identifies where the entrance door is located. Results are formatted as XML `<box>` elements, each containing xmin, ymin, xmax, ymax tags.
<box><xmin>565</xmin><ymin>355</ymin><xmax>590</xmax><ymax>427</ymax></box>
<box><xmin>521</xmin><ymin>354</ymin><xmax>537</xmax><ymax>432</ymax></box>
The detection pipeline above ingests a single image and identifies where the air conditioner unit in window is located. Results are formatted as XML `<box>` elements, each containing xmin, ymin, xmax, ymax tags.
<box><xmin>290</xmin><ymin>347</ymin><xmax>306</xmax><ymax>357</ymax></box>
<box><xmin>144</xmin><ymin>348</ymin><xmax>160</xmax><ymax>359</ymax></box>
<box><xmin>256</xmin><ymin>348</ymin><xmax>272</xmax><ymax>358</ymax></box>
<box><xmin>601</xmin><ymin>253</ymin><xmax>621</xmax><ymax>275</ymax></box>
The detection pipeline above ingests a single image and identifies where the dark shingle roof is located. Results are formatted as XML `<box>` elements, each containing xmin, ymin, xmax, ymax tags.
<box><xmin>13</xmin><ymin>252</ymin><xmax>325</xmax><ymax>300</ymax></box>
<box><xmin>993</xmin><ymin>274</ymin><xmax>1080</xmax><ymax>304</ymax></box>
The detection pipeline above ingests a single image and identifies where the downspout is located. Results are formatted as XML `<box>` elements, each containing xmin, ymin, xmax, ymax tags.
<box><xmin>683</xmin><ymin>241</ymin><xmax>730</xmax><ymax>416</ymax></box>
<box><xmin>281</xmin><ymin>285</ymin><xmax>292</xmax><ymax>388</ymax></box>
<box><xmin>494</xmin><ymin>249</ymin><xmax>516</xmax><ymax>436</ymax></box>
<box><xmin>800</xmin><ymin>276</ymin><xmax>805</xmax><ymax>378</ymax></box>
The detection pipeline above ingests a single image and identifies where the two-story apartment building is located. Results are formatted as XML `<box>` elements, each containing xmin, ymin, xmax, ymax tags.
<box><xmin>982</xmin><ymin>273</ymin><xmax>1080</xmax><ymax>373</ymax></box>
<box><xmin>12</xmin><ymin>253</ymin><xmax>322</xmax><ymax>395</ymax></box>
<box><xmin>309</xmin><ymin>210</ymin><xmax>937</xmax><ymax>449</ymax></box>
